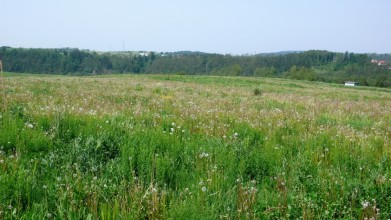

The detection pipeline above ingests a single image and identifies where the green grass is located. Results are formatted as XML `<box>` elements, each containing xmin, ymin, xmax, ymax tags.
<box><xmin>0</xmin><ymin>74</ymin><xmax>390</xmax><ymax>219</ymax></box>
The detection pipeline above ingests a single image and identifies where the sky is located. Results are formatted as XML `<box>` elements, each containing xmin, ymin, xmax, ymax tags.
<box><xmin>2</xmin><ymin>0</ymin><xmax>391</xmax><ymax>54</ymax></box>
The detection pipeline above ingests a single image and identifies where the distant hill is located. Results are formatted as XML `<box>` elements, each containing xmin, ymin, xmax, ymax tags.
<box><xmin>256</xmin><ymin>51</ymin><xmax>304</xmax><ymax>57</ymax></box>
<box><xmin>0</xmin><ymin>46</ymin><xmax>390</xmax><ymax>87</ymax></box>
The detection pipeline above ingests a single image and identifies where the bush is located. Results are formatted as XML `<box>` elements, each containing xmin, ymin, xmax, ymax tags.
<box><xmin>253</xmin><ymin>88</ymin><xmax>262</xmax><ymax>96</ymax></box>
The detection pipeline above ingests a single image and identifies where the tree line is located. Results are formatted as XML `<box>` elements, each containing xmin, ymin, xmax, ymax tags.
<box><xmin>0</xmin><ymin>47</ymin><xmax>390</xmax><ymax>87</ymax></box>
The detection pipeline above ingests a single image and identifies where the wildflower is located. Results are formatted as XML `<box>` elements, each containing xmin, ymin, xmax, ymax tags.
<box><xmin>362</xmin><ymin>200</ymin><xmax>370</xmax><ymax>209</ymax></box>
<box><xmin>25</xmin><ymin>122</ymin><xmax>34</xmax><ymax>129</ymax></box>
<box><xmin>201</xmin><ymin>186</ymin><xmax>207</xmax><ymax>192</ymax></box>
<box><xmin>199</xmin><ymin>152</ymin><xmax>209</xmax><ymax>158</ymax></box>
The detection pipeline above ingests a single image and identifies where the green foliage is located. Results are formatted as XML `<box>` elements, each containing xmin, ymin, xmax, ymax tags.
<box><xmin>253</xmin><ymin>67</ymin><xmax>277</xmax><ymax>77</ymax></box>
<box><xmin>1</xmin><ymin>47</ymin><xmax>390</xmax><ymax>87</ymax></box>
<box><xmin>253</xmin><ymin>88</ymin><xmax>262</xmax><ymax>96</ymax></box>
<box><xmin>286</xmin><ymin>66</ymin><xmax>316</xmax><ymax>81</ymax></box>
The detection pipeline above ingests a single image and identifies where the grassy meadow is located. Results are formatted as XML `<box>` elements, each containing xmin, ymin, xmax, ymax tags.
<box><xmin>0</xmin><ymin>74</ymin><xmax>390</xmax><ymax>219</ymax></box>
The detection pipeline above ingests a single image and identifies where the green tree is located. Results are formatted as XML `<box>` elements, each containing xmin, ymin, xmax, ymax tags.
<box><xmin>253</xmin><ymin>67</ymin><xmax>276</xmax><ymax>77</ymax></box>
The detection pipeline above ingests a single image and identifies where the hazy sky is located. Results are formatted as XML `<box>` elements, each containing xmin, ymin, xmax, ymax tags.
<box><xmin>2</xmin><ymin>0</ymin><xmax>390</xmax><ymax>54</ymax></box>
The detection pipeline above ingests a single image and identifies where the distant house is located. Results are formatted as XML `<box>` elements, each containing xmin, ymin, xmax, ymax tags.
<box><xmin>371</xmin><ymin>59</ymin><xmax>386</xmax><ymax>66</ymax></box>
<box><xmin>344</xmin><ymin>81</ymin><xmax>359</xmax><ymax>86</ymax></box>
<box><xmin>139</xmin><ymin>52</ymin><xmax>150</xmax><ymax>56</ymax></box>
<box><xmin>378</xmin><ymin>60</ymin><xmax>386</xmax><ymax>66</ymax></box>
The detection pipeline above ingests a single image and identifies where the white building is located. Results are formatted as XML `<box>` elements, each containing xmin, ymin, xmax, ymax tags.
<box><xmin>344</xmin><ymin>81</ymin><xmax>359</xmax><ymax>86</ymax></box>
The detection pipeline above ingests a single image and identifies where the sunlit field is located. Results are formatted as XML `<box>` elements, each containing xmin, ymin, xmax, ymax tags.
<box><xmin>1</xmin><ymin>74</ymin><xmax>390</xmax><ymax>219</ymax></box>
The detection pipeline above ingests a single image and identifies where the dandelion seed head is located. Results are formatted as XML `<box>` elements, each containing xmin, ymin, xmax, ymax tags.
<box><xmin>25</xmin><ymin>122</ymin><xmax>34</xmax><ymax>129</ymax></box>
<box><xmin>362</xmin><ymin>200</ymin><xmax>370</xmax><ymax>209</ymax></box>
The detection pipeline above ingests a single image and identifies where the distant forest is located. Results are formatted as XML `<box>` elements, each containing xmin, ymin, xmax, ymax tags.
<box><xmin>1</xmin><ymin>47</ymin><xmax>390</xmax><ymax>87</ymax></box>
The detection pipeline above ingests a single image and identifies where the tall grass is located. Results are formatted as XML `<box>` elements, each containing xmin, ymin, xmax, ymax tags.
<box><xmin>0</xmin><ymin>74</ymin><xmax>390</xmax><ymax>219</ymax></box>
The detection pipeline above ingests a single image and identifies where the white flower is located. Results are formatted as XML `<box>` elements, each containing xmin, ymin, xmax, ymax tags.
<box><xmin>199</xmin><ymin>152</ymin><xmax>209</xmax><ymax>159</ymax></box>
<box><xmin>201</xmin><ymin>186</ymin><xmax>207</xmax><ymax>192</ymax></box>
<box><xmin>25</xmin><ymin>122</ymin><xmax>34</xmax><ymax>129</ymax></box>
<box><xmin>362</xmin><ymin>200</ymin><xmax>370</xmax><ymax>209</ymax></box>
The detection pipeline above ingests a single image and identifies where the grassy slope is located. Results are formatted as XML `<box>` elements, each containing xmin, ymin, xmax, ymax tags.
<box><xmin>0</xmin><ymin>74</ymin><xmax>390</xmax><ymax>219</ymax></box>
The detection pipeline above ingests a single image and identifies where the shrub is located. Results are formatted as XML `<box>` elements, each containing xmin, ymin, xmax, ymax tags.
<box><xmin>253</xmin><ymin>88</ymin><xmax>262</xmax><ymax>96</ymax></box>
